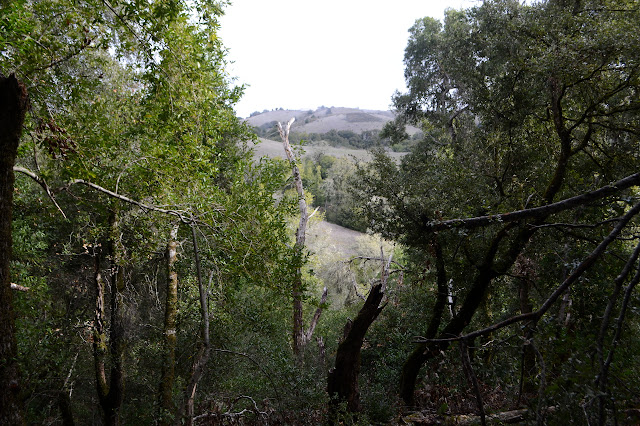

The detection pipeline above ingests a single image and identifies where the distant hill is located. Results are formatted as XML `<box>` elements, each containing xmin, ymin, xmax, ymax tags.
<box><xmin>245</xmin><ymin>106</ymin><xmax>420</xmax><ymax>135</ymax></box>
<box><xmin>250</xmin><ymin>137</ymin><xmax>406</xmax><ymax>161</ymax></box>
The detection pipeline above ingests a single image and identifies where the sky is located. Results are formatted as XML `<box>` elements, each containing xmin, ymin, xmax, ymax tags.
<box><xmin>219</xmin><ymin>0</ymin><xmax>479</xmax><ymax>118</ymax></box>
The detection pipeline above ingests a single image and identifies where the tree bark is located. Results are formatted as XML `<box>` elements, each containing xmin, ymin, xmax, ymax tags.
<box><xmin>176</xmin><ymin>224</ymin><xmax>210</xmax><ymax>426</ymax></box>
<box><xmin>93</xmin><ymin>216</ymin><xmax>126</xmax><ymax>426</ymax></box>
<box><xmin>278</xmin><ymin>118</ymin><xmax>309</xmax><ymax>358</ymax></box>
<box><xmin>400</xmin><ymin>237</ymin><xmax>448</xmax><ymax>405</ymax></box>
<box><xmin>327</xmin><ymin>284</ymin><xmax>385</xmax><ymax>415</ymax></box>
<box><xmin>0</xmin><ymin>73</ymin><xmax>28</xmax><ymax>426</ymax></box>
<box><xmin>93</xmin><ymin>251</ymin><xmax>109</xmax><ymax>412</ymax></box>
<box><xmin>159</xmin><ymin>224</ymin><xmax>179</xmax><ymax>425</ymax></box>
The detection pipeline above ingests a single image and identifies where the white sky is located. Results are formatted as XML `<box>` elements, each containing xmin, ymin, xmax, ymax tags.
<box><xmin>219</xmin><ymin>0</ymin><xmax>479</xmax><ymax>118</ymax></box>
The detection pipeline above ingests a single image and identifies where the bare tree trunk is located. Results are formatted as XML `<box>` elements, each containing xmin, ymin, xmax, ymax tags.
<box><xmin>159</xmin><ymin>224</ymin><xmax>179</xmax><ymax>425</ymax></box>
<box><xmin>327</xmin><ymin>284</ymin><xmax>385</xmax><ymax>416</ymax></box>
<box><xmin>0</xmin><ymin>73</ymin><xmax>28</xmax><ymax>426</ymax></box>
<box><xmin>278</xmin><ymin>118</ymin><xmax>307</xmax><ymax>357</ymax></box>
<box><xmin>278</xmin><ymin>118</ymin><xmax>326</xmax><ymax>358</ymax></box>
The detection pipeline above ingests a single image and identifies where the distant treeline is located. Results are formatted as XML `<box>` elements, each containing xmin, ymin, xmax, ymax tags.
<box><xmin>252</xmin><ymin>121</ymin><xmax>422</xmax><ymax>151</ymax></box>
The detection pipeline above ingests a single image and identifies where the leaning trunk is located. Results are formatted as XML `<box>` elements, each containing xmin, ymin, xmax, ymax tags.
<box><xmin>328</xmin><ymin>284</ymin><xmax>385</xmax><ymax>416</ymax></box>
<box><xmin>399</xmin><ymin>237</ymin><xmax>448</xmax><ymax>406</ymax></box>
<box><xmin>0</xmin><ymin>73</ymin><xmax>28</xmax><ymax>425</ymax></box>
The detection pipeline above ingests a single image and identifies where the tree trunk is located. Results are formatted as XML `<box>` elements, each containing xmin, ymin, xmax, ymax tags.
<box><xmin>93</xmin><ymin>251</ymin><xmax>110</xmax><ymax>412</ymax></box>
<box><xmin>400</xmin><ymin>224</ymin><xmax>535</xmax><ymax>406</ymax></box>
<box><xmin>328</xmin><ymin>284</ymin><xmax>385</xmax><ymax>416</ymax></box>
<box><xmin>278</xmin><ymin>119</ymin><xmax>308</xmax><ymax>357</ymax></box>
<box><xmin>399</xmin><ymin>237</ymin><xmax>448</xmax><ymax>406</ymax></box>
<box><xmin>518</xmin><ymin>276</ymin><xmax>537</xmax><ymax>399</ymax></box>
<box><xmin>0</xmin><ymin>74</ymin><xmax>28</xmax><ymax>426</ymax></box>
<box><xmin>176</xmin><ymin>224</ymin><xmax>210</xmax><ymax>426</ymax></box>
<box><xmin>159</xmin><ymin>224</ymin><xmax>179</xmax><ymax>425</ymax></box>
<box><xmin>93</xmin><ymin>216</ymin><xmax>126</xmax><ymax>426</ymax></box>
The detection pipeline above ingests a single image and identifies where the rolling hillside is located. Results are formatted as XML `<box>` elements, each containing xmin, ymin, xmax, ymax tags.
<box><xmin>250</xmin><ymin>137</ymin><xmax>406</xmax><ymax>161</ymax></box>
<box><xmin>245</xmin><ymin>106</ymin><xmax>420</xmax><ymax>135</ymax></box>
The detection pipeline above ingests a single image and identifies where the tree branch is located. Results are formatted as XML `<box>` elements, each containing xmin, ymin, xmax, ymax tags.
<box><xmin>423</xmin><ymin>172</ymin><xmax>640</xmax><ymax>232</ymax></box>
<box><xmin>63</xmin><ymin>178</ymin><xmax>205</xmax><ymax>223</ymax></box>
<box><xmin>304</xmin><ymin>287</ymin><xmax>328</xmax><ymax>344</ymax></box>
<box><xmin>416</xmin><ymin>201</ymin><xmax>640</xmax><ymax>344</ymax></box>
<box><xmin>13</xmin><ymin>166</ymin><xmax>67</xmax><ymax>218</ymax></box>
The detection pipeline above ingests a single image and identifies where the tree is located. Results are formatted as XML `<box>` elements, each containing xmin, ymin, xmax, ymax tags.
<box><xmin>2</xmin><ymin>0</ymin><xmax>294</xmax><ymax>423</ymax></box>
<box><xmin>0</xmin><ymin>73</ymin><xmax>28</xmax><ymax>426</ymax></box>
<box><xmin>278</xmin><ymin>118</ymin><xmax>327</xmax><ymax>358</ymax></box>
<box><xmin>357</xmin><ymin>0</ymin><xmax>640</xmax><ymax>420</ymax></box>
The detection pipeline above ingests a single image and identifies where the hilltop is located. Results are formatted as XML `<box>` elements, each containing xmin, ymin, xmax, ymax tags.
<box><xmin>245</xmin><ymin>106</ymin><xmax>421</xmax><ymax>136</ymax></box>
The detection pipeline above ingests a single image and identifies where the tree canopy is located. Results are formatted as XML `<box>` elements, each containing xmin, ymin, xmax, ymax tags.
<box><xmin>2</xmin><ymin>0</ymin><xmax>640</xmax><ymax>424</ymax></box>
<box><xmin>358</xmin><ymin>0</ymin><xmax>640</xmax><ymax>421</ymax></box>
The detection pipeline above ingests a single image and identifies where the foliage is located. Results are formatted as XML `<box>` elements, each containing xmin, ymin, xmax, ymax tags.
<box><xmin>4</xmin><ymin>0</ymin><xmax>640</xmax><ymax>423</ymax></box>
<box><xmin>354</xmin><ymin>0</ymin><xmax>640</xmax><ymax>421</ymax></box>
<box><xmin>2</xmin><ymin>0</ymin><xmax>303</xmax><ymax>423</ymax></box>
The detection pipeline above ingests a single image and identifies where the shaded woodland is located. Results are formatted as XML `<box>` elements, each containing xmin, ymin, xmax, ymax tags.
<box><xmin>2</xmin><ymin>0</ymin><xmax>640</xmax><ymax>424</ymax></box>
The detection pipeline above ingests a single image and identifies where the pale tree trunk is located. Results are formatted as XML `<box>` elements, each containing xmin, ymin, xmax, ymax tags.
<box><xmin>556</xmin><ymin>244</ymin><xmax>572</xmax><ymax>327</ymax></box>
<box><xmin>159</xmin><ymin>223</ymin><xmax>179</xmax><ymax>425</ymax></box>
<box><xmin>0</xmin><ymin>73</ymin><xmax>28</xmax><ymax>425</ymax></box>
<box><xmin>277</xmin><ymin>118</ymin><xmax>326</xmax><ymax>358</ymax></box>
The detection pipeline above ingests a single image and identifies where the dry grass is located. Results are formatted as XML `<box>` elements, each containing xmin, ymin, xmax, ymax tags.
<box><xmin>250</xmin><ymin>137</ymin><xmax>406</xmax><ymax>162</ymax></box>
<box><xmin>244</xmin><ymin>106</ymin><xmax>420</xmax><ymax>135</ymax></box>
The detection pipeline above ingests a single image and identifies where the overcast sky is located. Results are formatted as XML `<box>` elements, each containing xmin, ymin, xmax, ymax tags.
<box><xmin>219</xmin><ymin>0</ymin><xmax>478</xmax><ymax>117</ymax></box>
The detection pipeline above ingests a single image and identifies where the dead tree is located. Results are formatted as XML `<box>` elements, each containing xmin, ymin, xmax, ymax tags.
<box><xmin>277</xmin><ymin>118</ymin><xmax>327</xmax><ymax>358</ymax></box>
<box><xmin>327</xmin><ymin>249</ymin><xmax>396</xmax><ymax>416</ymax></box>
<box><xmin>327</xmin><ymin>284</ymin><xmax>385</xmax><ymax>415</ymax></box>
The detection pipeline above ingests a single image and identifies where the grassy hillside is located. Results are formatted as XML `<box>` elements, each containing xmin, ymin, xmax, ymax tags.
<box><xmin>246</xmin><ymin>106</ymin><xmax>420</xmax><ymax>135</ymax></box>
<box><xmin>250</xmin><ymin>137</ymin><xmax>406</xmax><ymax>161</ymax></box>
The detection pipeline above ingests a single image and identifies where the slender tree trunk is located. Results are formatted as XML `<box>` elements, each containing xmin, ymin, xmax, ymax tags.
<box><xmin>399</xmin><ymin>237</ymin><xmax>448</xmax><ymax>405</ymax></box>
<box><xmin>93</xmin><ymin>250</ymin><xmax>110</xmax><ymax>410</ymax></box>
<box><xmin>175</xmin><ymin>224</ymin><xmax>210</xmax><ymax>426</ymax></box>
<box><xmin>159</xmin><ymin>224</ymin><xmax>179</xmax><ymax>425</ymax></box>
<box><xmin>278</xmin><ymin>119</ymin><xmax>327</xmax><ymax>358</ymax></box>
<box><xmin>0</xmin><ymin>73</ymin><xmax>28</xmax><ymax>426</ymax></box>
<box><xmin>328</xmin><ymin>284</ymin><xmax>385</xmax><ymax>416</ymax></box>
<box><xmin>93</xmin><ymin>215</ymin><xmax>126</xmax><ymax>426</ymax></box>
<box><xmin>400</xmin><ymin>224</ymin><xmax>536</xmax><ymax>406</ymax></box>
<box><xmin>517</xmin><ymin>276</ymin><xmax>537</xmax><ymax>399</ymax></box>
